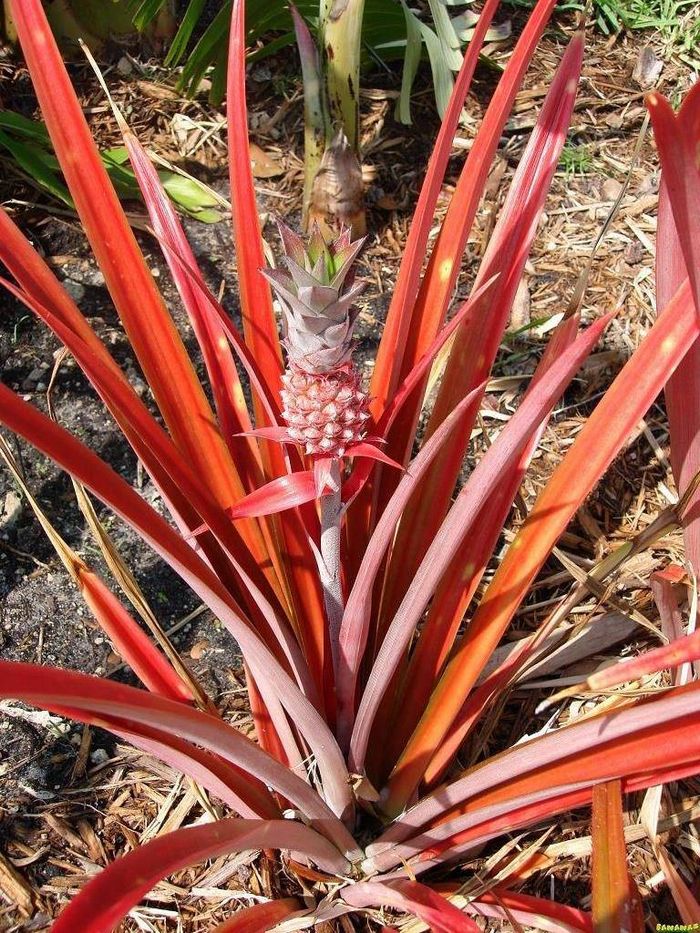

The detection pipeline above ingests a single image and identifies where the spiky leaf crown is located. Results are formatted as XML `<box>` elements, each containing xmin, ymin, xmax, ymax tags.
<box><xmin>262</xmin><ymin>222</ymin><xmax>366</xmax><ymax>375</ymax></box>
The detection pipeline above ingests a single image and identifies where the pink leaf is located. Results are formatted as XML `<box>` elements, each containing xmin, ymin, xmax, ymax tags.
<box><xmin>229</xmin><ymin>472</ymin><xmax>319</xmax><ymax>519</ymax></box>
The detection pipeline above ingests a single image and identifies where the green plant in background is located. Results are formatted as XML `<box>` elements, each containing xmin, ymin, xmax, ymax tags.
<box><xmin>2</xmin><ymin>0</ymin><xmax>176</xmax><ymax>49</ymax></box>
<box><xmin>0</xmin><ymin>111</ymin><xmax>226</xmax><ymax>222</ymax></box>
<box><xmin>131</xmin><ymin>0</ymin><xmax>507</xmax><ymax>233</ymax></box>
<box><xmin>510</xmin><ymin>0</ymin><xmax>700</xmax><ymax>61</ymax></box>
<box><xmin>558</xmin><ymin>140</ymin><xmax>594</xmax><ymax>176</ymax></box>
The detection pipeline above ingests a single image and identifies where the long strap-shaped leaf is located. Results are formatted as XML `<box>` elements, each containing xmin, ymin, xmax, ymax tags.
<box><xmin>111</xmin><ymin>718</ymin><xmax>280</xmax><ymax>820</ymax></box>
<box><xmin>0</xmin><ymin>277</ymin><xmax>309</xmax><ymax>692</ymax></box>
<box><xmin>386</xmin><ymin>312</ymin><xmax>582</xmax><ymax>761</ymax></box>
<box><xmin>367</xmin><ymin>680</ymin><xmax>700</xmax><ymax>869</ymax></box>
<box><xmin>0</xmin><ymin>659</ymin><xmax>356</xmax><ymax>857</ymax></box>
<box><xmin>156</xmin><ymin>233</ymin><xmax>330</xmax><ymax>699</ymax></box>
<box><xmin>227</xmin><ymin>0</ymin><xmax>282</xmax><ymax>396</ymax></box>
<box><xmin>380</xmin><ymin>0</ymin><xmax>560</xmax><ymax>412</ymax></box>
<box><xmin>343</xmin><ymin>880</ymin><xmax>481</xmax><ymax>932</ymax></box>
<box><xmin>8</xmin><ymin>0</ymin><xmax>246</xmax><ymax>519</ymax></box>
<box><xmin>592</xmin><ymin>781</ymin><xmax>644</xmax><ymax>933</ymax></box>
<box><xmin>117</xmin><ymin>119</ymin><xmax>256</xmax><ymax>468</ymax></box>
<box><xmin>647</xmin><ymin>86</ymin><xmax>700</xmax><ymax>312</ymax></box>
<box><xmin>0</xmin><ymin>437</ymin><xmax>193</xmax><ymax>704</ymax></box>
<box><xmin>651</xmin><ymin>85</ymin><xmax>700</xmax><ymax>572</ymax></box>
<box><xmin>229</xmin><ymin>0</ymin><xmax>332</xmax><ymax>685</ymax></box>
<box><xmin>368</xmin><ymin>0</ymin><xmax>502</xmax><ymax>416</ymax></box>
<box><xmin>0</xmin><ymin>211</ymin><xmax>250</xmax><ymax>597</ymax></box>
<box><xmin>346</xmin><ymin>0</ymin><xmax>502</xmax><ymax>575</ymax></box>
<box><xmin>384</xmin><ymin>278</ymin><xmax>699</xmax><ymax>814</ymax></box>
<box><xmin>371</xmin><ymin>0</ymin><xmax>560</xmax><ymax>506</ymax></box>
<box><xmin>349</xmin><ymin>312</ymin><xmax>611</xmax><ymax>772</ymax></box>
<box><xmin>335</xmin><ymin>385</ymin><xmax>484</xmax><ymax>749</ymax></box>
<box><xmin>377</xmin><ymin>32</ymin><xmax>584</xmax><ymax>630</ymax></box>
<box><xmin>50</xmin><ymin>817</ymin><xmax>347</xmax><ymax>933</ymax></box>
<box><xmin>0</xmin><ymin>389</ymin><xmax>356</xmax><ymax>826</ymax></box>
<box><xmin>468</xmin><ymin>889</ymin><xmax>592</xmax><ymax>933</ymax></box>
<box><xmin>398</xmin><ymin>764</ymin><xmax>700</xmax><ymax>876</ymax></box>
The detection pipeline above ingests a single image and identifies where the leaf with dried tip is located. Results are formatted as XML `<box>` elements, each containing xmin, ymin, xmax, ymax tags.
<box><xmin>655</xmin><ymin>844</ymin><xmax>700</xmax><ymax>924</ymax></box>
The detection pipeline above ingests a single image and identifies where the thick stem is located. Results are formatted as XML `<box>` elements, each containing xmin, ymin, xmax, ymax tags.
<box><xmin>319</xmin><ymin>459</ymin><xmax>344</xmax><ymax>679</ymax></box>
<box><xmin>315</xmin><ymin>0</ymin><xmax>366</xmax><ymax>235</ymax></box>
<box><xmin>290</xmin><ymin>5</ymin><xmax>330</xmax><ymax>230</ymax></box>
<box><xmin>320</xmin><ymin>0</ymin><xmax>364</xmax><ymax>153</ymax></box>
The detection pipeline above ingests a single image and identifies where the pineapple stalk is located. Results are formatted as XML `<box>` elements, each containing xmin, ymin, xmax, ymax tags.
<box><xmin>319</xmin><ymin>459</ymin><xmax>344</xmax><ymax>670</ymax></box>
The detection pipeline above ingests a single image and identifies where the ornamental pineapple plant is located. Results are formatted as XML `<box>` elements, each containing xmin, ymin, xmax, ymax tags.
<box><xmin>1</xmin><ymin>0</ymin><xmax>700</xmax><ymax>929</ymax></box>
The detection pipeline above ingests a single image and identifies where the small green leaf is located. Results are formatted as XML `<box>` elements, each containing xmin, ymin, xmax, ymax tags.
<box><xmin>396</xmin><ymin>1</ymin><xmax>422</xmax><ymax>125</ymax></box>
<box><xmin>0</xmin><ymin>128</ymin><xmax>73</xmax><ymax>206</ymax></box>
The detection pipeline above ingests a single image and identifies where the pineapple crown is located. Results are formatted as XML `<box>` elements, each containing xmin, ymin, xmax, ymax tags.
<box><xmin>262</xmin><ymin>221</ymin><xmax>366</xmax><ymax>375</ymax></box>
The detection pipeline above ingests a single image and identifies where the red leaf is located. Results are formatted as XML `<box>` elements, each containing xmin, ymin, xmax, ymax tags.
<box><xmin>227</xmin><ymin>0</ymin><xmax>283</xmax><ymax>398</ymax></box>
<box><xmin>385</xmin><ymin>278</ymin><xmax>699</xmax><ymax>813</ymax></box>
<box><xmin>346</xmin><ymin>443</ymin><xmax>404</xmax><ymax>470</ymax></box>
<box><xmin>52</xmin><ymin>819</ymin><xmax>346</xmax><ymax>933</ymax></box>
<box><xmin>592</xmin><ymin>781</ymin><xmax>641</xmax><ymax>933</ymax></box>
<box><xmin>8</xmin><ymin>0</ymin><xmax>244</xmax><ymax>518</ymax></box>
<box><xmin>350</xmin><ymin>311</ymin><xmax>611</xmax><ymax>776</ymax></box>
<box><xmin>369</xmin><ymin>0</ymin><xmax>503</xmax><ymax>416</ymax></box>
<box><xmin>336</xmin><ymin>386</ymin><xmax>484</xmax><ymax>750</ymax></box>
<box><xmin>229</xmin><ymin>471</ymin><xmax>319</xmax><ymax>519</ymax></box>
<box><xmin>0</xmin><ymin>389</ymin><xmax>354</xmax><ymax>821</ymax></box>
<box><xmin>653</xmin><ymin>85</ymin><xmax>700</xmax><ymax>572</ymax></box>
<box><xmin>0</xmin><ymin>659</ymin><xmax>359</xmax><ymax>857</ymax></box>
<box><xmin>378</xmin><ymin>31</ymin><xmax>585</xmax><ymax>640</ymax></box>
<box><xmin>367</xmin><ymin>681</ymin><xmax>700</xmax><ymax>872</ymax></box>
<box><xmin>344</xmin><ymin>880</ymin><xmax>480</xmax><ymax>932</ymax></box>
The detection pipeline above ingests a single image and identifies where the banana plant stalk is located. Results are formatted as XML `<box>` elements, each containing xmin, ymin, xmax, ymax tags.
<box><xmin>292</xmin><ymin>2</ymin><xmax>366</xmax><ymax>235</ymax></box>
